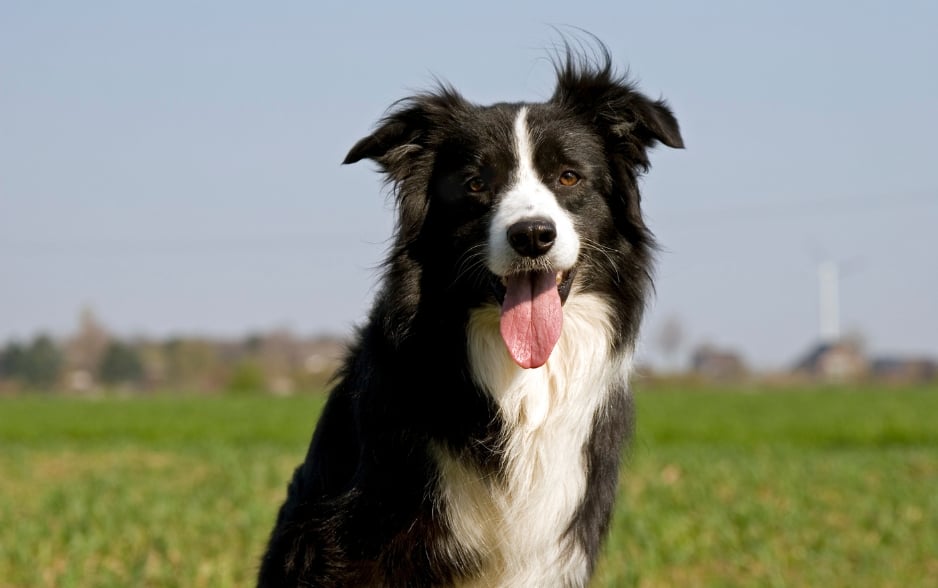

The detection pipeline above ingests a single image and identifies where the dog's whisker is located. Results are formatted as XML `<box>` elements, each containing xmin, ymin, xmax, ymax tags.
<box><xmin>580</xmin><ymin>237</ymin><xmax>622</xmax><ymax>284</ymax></box>
<box><xmin>453</xmin><ymin>248</ymin><xmax>490</xmax><ymax>287</ymax></box>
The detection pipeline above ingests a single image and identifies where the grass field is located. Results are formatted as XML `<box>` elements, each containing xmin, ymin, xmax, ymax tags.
<box><xmin>1</xmin><ymin>385</ymin><xmax>936</xmax><ymax>587</ymax></box>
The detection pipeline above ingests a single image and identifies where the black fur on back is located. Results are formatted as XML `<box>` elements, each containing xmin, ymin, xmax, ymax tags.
<box><xmin>257</xmin><ymin>42</ymin><xmax>682</xmax><ymax>587</ymax></box>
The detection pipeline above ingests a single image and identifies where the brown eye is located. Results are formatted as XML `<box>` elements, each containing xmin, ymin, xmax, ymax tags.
<box><xmin>558</xmin><ymin>171</ymin><xmax>581</xmax><ymax>187</ymax></box>
<box><xmin>466</xmin><ymin>177</ymin><xmax>487</xmax><ymax>193</ymax></box>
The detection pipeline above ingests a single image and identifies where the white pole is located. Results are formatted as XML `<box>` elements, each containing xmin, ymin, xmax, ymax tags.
<box><xmin>818</xmin><ymin>261</ymin><xmax>840</xmax><ymax>342</ymax></box>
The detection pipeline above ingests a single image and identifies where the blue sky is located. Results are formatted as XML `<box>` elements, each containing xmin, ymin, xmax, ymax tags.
<box><xmin>2</xmin><ymin>1</ymin><xmax>936</xmax><ymax>368</ymax></box>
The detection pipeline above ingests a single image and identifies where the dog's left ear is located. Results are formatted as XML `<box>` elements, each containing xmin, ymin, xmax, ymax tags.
<box><xmin>611</xmin><ymin>93</ymin><xmax>684</xmax><ymax>151</ymax></box>
<box><xmin>551</xmin><ymin>56</ymin><xmax>683</xmax><ymax>169</ymax></box>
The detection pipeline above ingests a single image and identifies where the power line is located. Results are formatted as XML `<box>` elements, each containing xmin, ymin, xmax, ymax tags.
<box><xmin>650</xmin><ymin>189</ymin><xmax>936</xmax><ymax>223</ymax></box>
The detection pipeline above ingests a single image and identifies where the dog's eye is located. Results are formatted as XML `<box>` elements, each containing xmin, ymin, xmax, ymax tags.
<box><xmin>558</xmin><ymin>171</ymin><xmax>581</xmax><ymax>187</ymax></box>
<box><xmin>466</xmin><ymin>177</ymin><xmax>487</xmax><ymax>193</ymax></box>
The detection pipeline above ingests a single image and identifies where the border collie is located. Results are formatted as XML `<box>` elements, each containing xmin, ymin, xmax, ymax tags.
<box><xmin>258</xmin><ymin>44</ymin><xmax>683</xmax><ymax>587</ymax></box>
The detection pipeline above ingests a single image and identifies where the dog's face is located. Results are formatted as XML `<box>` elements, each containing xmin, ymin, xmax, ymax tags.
<box><xmin>345</xmin><ymin>57</ymin><xmax>683</xmax><ymax>367</ymax></box>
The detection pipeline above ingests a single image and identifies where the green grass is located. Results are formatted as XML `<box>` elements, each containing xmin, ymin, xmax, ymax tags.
<box><xmin>1</xmin><ymin>386</ymin><xmax>936</xmax><ymax>587</ymax></box>
<box><xmin>597</xmin><ymin>385</ymin><xmax>938</xmax><ymax>587</ymax></box>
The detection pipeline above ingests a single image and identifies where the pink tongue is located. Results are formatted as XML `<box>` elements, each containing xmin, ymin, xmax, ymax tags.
<box><xmin>499</xmin><ymin>271</ymin><xmax>563</xmax><ymax>369</ymax></box>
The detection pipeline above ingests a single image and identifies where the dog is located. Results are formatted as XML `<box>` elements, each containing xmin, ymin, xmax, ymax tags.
<box><xmin>258</xmin><ymin>44</ymin><xmax>683</xmax><ymax>587</ymax></box>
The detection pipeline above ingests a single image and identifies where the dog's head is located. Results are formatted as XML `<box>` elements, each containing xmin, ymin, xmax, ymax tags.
<box><xmin>344</xmin><ymin>48</ymin><xmax>683</xmax><ymax>368</ymax></box>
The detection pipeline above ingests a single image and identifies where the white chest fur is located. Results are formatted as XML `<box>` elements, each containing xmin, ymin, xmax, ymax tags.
<box><xmin>436</xmin><ymin>292</ymin><xmax>631</xmax><ymax>587</ymax></box>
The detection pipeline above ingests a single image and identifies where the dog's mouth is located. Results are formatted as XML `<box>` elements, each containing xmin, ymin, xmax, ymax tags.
<box><xmin>491</xmin><ymin>268</ymin><xmax>575</xmax><ymax>306</ymax></box>
<box><xmin>490</xmin><ymin>267</ymin><xmax>577</xmax><ymax>370</ymax></box>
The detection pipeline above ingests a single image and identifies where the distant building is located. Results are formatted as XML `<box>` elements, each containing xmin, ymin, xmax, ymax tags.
<box><xmin>299</xmin><ymin>337</ymin><xmax>347</xmax><ymax>375</ymax></box>
<box><xmin>793</xmin><ymin>340</ymin><xmax>868</xmax><ymax>381</ymax></box>
<box><xmin>691</xmin><ymin>344</ymin><xmax>747</xmax><ymax>381</ymax></box>
<box><xmin>871</xmin><ymin>357</ymin><xmax>938</xmax><ymax>383</ymax></box>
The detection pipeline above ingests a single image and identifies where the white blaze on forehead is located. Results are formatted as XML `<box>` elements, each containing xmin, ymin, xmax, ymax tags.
<box><xmin>487</xmin><ymin>107</ymin><xmax>580</xmax><ymax>276</ymax></box>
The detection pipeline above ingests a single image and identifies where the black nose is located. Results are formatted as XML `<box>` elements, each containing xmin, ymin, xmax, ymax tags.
<box><xmin>507</xmin><ymin>219</ymin><xmax>557</xmax><ymax>258</ymax></box>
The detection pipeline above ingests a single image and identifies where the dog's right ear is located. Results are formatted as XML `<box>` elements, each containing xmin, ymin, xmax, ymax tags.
<box><xmin>342</xmin><ymin>89</ymin><xmax>467</xmax><ymax>181</ymax></box>
<box><xmin>342</xmin><ymin>109</ymin><xmax>425</xmax><ymax>165</ymax></box>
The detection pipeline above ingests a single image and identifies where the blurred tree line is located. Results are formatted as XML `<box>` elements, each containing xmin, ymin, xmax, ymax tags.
<box><xmin>0</xmin><ymin>309</ymin><xmax>345</xmax><ymax>394</ymax></box>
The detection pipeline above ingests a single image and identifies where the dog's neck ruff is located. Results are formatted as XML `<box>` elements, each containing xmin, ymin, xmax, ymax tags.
<box><xmin>435</xmin><ymin>292</ymin><xmax>631</xmax><ymax>587</ymax></box>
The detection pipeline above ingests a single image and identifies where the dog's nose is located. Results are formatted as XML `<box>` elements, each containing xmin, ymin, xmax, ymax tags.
<box><xmin>507</xmin><ymin>219</ymin><xmax>557</xmax><ymax>258</ymax></box>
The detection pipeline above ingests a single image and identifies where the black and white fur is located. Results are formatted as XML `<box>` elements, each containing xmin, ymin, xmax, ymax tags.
<box><xmin>258</xmin><ymin>46</ymin><xmax>683</xmax><ymax>587</ymax></box>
